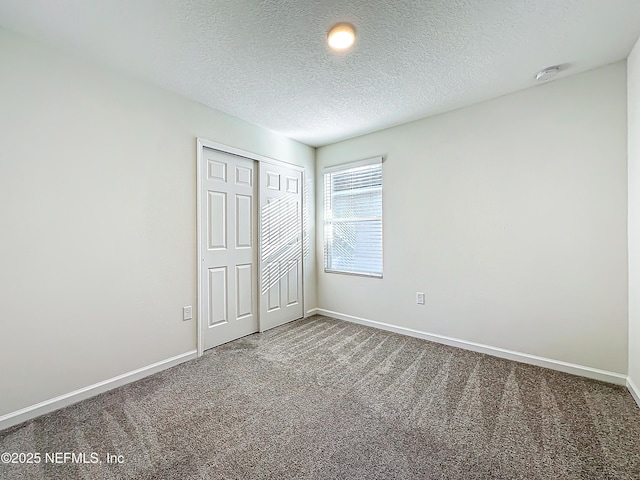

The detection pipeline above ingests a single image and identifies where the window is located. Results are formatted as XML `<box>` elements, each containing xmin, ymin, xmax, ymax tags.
<box><xmin>323</xmin><ymin>157</ymin><xmax>383</xmax><ymax>277</ymax></box>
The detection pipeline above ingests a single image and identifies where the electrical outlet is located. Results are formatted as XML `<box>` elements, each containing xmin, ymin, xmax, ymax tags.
<box><xmin>416</xmin><ymin>292</ymin><xmax>425</xmax><ymax>305</ymax></box>
<box><xmin>183</xmin><ymin>306</ymin><xmax>193</xmax><ymax>321</ymax></box>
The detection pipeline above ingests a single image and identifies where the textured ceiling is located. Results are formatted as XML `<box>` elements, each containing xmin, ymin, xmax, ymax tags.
<box><xmin>1</xmin><ymin>1</ymin><xmax>640</xmax><ymax>147</ymax></box>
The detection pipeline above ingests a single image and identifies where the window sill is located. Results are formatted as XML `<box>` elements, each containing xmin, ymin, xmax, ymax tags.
<box><xmin>324</xmin><ymin>269</ymin><xmax>383</xmax><ymax>279</ymax></box>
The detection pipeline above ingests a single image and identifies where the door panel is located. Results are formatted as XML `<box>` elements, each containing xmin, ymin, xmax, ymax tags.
<box><xmin>207</xmin><ymin>191</ymin><xmax>226</xmax><ymax>249</ymax></box>
<box><xmin>259</xmin><ymin>163</ymin><xmax>303</xmax><ymax>331</ymax></box>
<box><xmin>201</xmin><ymin>148</ymin><xmax>258</xmax><ymax>350</ymax></box>
<box><xmin>208</xmin><ymin>159</ymin><xmax>227</xmax><ymax>181</ymax></box>
<box><xmin>268</xmin><ymin>274</ymin><xmax>280</xmax><ymax>311</ymax></box>
<box><xmin>235</xmin><ymin>194</ymin><xmax>252</xmax><ymax>248</ymax></box>
<box><xmin>236</xmin><ymin>264</ymin><xmax>253</xmax><ymax>319</ymax></box>
<box><xmin>208</xmin><ymin>267</ymin><xmax>227</xmax><ymax>327</ymax></box>
<box><xmin>287</xmin><ymin>262</ymin><xmax>299</xmax><ymax>306</ymax></box>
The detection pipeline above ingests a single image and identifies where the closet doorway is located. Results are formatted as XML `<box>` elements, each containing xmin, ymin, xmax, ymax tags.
<box><xmin>197</xmin><ymin>140</ymin><xmax>304</xmax><ymax>354</ymax></box>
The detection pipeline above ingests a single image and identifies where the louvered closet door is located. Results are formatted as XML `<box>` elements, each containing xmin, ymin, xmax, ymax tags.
<box><xmin>201</xmin><ymin>148</ymin><xmax>258</xmax><ymax>350</ymax></box>
<box><xmin>259</xmin><ymin>162</ymin><xmax>303</xmax><ymax>331</ymax></box>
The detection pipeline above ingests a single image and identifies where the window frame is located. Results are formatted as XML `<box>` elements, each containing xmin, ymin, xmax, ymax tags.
<box><xmin>323</xmin><ymin>156</ymin><xmax>383</xmax><ymax>279</ymax></box>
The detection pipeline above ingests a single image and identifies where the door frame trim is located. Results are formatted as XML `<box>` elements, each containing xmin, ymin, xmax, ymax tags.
<box><xmin>196</xmin><ymin>138</ymin><xmax>305</xmax><ymax>357</ymax></box>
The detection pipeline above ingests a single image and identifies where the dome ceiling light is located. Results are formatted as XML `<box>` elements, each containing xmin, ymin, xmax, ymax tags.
<box><xmin>327</xmin><ymin>23</ymin><xmax>356</xmax><ymax>51</ymax></box>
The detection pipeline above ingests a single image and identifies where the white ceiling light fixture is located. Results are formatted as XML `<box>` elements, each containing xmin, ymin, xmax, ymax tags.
<box><xmin>535</xmin><ymin>65</ymin><xmax>561</xmax><ymax>82</ymax></box>
<box><xmin>327</xmin><ymin>23</ymin><xmax>356</xmax><ymax>51</ymax></box>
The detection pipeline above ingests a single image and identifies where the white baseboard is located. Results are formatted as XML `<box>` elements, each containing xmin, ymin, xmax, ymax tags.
<box><xmin>306</xmin><ymin>308</ymin><xmax>319</xmax><ymax>317</ymax></box>
<box><xmin>628</xmin><ymin>377</ymin><xmax>640</xmax><ymax>408</ymax></box>
<box><xmin>316</xmin><ymin>309</ymin><xmax>627</xmax><ymax>386</ymax></box>
<box><xmin>0</xmin><ymin>350</ymin><xmax>198</xmax><ymax>432</ymax></box>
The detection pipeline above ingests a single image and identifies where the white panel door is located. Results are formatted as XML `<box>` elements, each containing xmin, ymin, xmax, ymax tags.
<box><xmin>259</xmin><ymin>162</ymin><xmax>303</xmax><ymax>331</ymax></box>
<box><xmin>201</xmin><ymin>148</ymin><xmax>257</xmax><ymax>350</ymax></box>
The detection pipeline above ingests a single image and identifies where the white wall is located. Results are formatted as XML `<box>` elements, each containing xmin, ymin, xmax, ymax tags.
<box><xmin>317</xmin><ymin>62</ymin><xmax>628</xmax><ymax>375</ymax></box>
<box><xmin>0</xmin><ymin>27</ymin><xmax>315</xmax><ymax>417</ymax></box>
<box><xmin>629</xmin><ymin>38</ymin><xmax>640</xmax><ymax>394</ymax></box>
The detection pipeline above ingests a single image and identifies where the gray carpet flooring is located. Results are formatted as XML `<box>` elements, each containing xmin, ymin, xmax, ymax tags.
<box><xmin>1</xmin><ymin>315</ymin><xmax>640</xmax><ymax>479</ymax></box>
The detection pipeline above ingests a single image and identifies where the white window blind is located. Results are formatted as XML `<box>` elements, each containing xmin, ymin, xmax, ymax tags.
<box><xmin>324</xmin><ymin>157</ymin><xmax>383</xmax><ymax>278</ymax></box>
